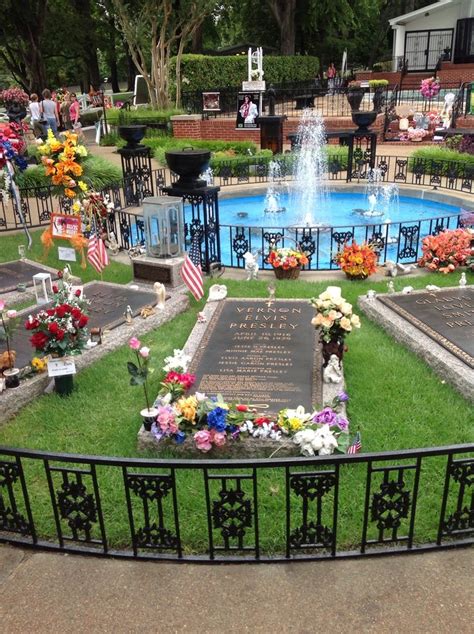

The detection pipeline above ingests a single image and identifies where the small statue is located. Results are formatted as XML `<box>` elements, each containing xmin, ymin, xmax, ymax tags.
<box><xmin>385</xmin><ymin>261</ymin><xmax>398</xmax><ymax>277</ymax></box>
<box><xmin>209</xmin><ymin>262</ymin><xmax>225</xmax><ymax>278</ymax></box>
<box><xmin>267</xmin><ymin>282</ymin><xmax>276</xmax><ymax>306</ymax></box>
<box><xmin>387</xmin><ymin>281</ymin><xmax>395</xmax><ymax>294</ymax></box>
<box><xmin>459</xmin><ymin>272</ymin><xmax>467</xmax><ymax>288</ymax></box>
<box><xmin>140</xmin><ymin>305</ymin><xmax>155</xmax><ymax>319</ymax></box>
<box><xmin>243</xmin><ymin>251</ymin><xmax>259</xmax><ymax>280</ymax></box>
<box><xmin>107</xmin><ymin>232</ymin><xmax>120</xmax><ymax>256</ymax></box>
<box><xmin>153</xmin><ymin>282</ymin><xmax>166</xmax><ymax>309</ymax></box>
<box><xmin>197</xmin><ymin>311</ymin><xmax>207</xmax><ymax>323</ymax></box>
<box><xmin>323</xmin><ymin>355</ymin><xmax>343</xmax><ymax>384</ymax></box>
<box><xmin>62</xmin><ymin>264</ymin><xmax>72</xmax><ymax>284</ymax></box>
<box><xmin>125</xmin><ymin>305</ymin><xmax>133</xmax><ymax>324</ymax></box>
<box><xmin>426</xmin><ymin>284</ymin><xmax>440</xmax><ymax>292</ymax></box>
<box><xmin>402</xmin><ymin>286</ymin><xmax>414</xmax><ymax>294</ymax></box>
<box><xmin>208</xmin><ymin>284</ymin><xmax>227</xmax><ymax>301</ymax></box>
<box><xmin>396</xmin><ymin>262</ymin><xmax>417</xmax><ymax>276</ymax></box>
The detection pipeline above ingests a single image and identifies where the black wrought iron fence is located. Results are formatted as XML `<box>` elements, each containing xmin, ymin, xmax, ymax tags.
<box><xmin>0</xmin><ymin>443</ymin><xmax>472</xmax><ymax>562</ymax></box>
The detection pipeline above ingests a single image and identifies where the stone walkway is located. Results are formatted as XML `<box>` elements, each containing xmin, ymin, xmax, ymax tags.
<box><xmin>0</xmin><ymin>545</ymin><xmax>472</xmax><ymax>633</ymax></box>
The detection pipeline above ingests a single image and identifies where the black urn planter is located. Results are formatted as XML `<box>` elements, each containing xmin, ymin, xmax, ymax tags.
<box><xmin>346</xmin><ymin>88</ymin><xmax>365</xmax><ymax>112</ymax></box>
<box><xmin>165</xmin><ymin>148</ymin><xmax>211</xmax><ymax>189</ymax></box>
<box><xmin>351</xmin><ymin>110</ymin><xmax>377</xmax><ymax>132</ymax></box>
<box><xmin>372</xmin><ymin>87</ymin><xmax>386</xmax><ymax>114</ymax></box>
<box><xmin>118</xmin><ymin>125</ymin><xmax>146</xmax><ymax>149</ymax></box>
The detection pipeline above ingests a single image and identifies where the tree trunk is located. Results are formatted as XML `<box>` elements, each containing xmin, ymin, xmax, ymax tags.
<box><xmin>108</xmin><ymin>20</ymin><xmax>120</xmax><ymax>93</ymax></box>
<box><xmin>266</xmin><ymin>0</ymin><xmax>296</xmax><ymax>55</ymax></box>
<box><xmin>191</xmin><ymin>23</ymin><xmax>203</xmax><ymax>53</ymax></box>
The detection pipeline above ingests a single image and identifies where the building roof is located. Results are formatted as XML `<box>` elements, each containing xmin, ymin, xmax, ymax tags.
<box><xmin>389</xmin><ymin>0</ymin><xmax>458</xmax><ymax>26</ymax></box>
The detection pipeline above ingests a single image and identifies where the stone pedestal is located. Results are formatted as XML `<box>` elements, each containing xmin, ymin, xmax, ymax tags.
<box><xmin>132</xmin><ymin>254</ymin><xmax>185</xmax><ymax>287</ymax></box>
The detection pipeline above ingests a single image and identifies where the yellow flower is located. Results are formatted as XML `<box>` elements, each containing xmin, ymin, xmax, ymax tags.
<box><xmin>78</xmin><ymin>181</ymin><xmax>88</xmax><ymax>192</ymax></box>
<box><xmin>76</xmin><ymin>145</ymin><xmax>88</xmax><ymax>157</ymax></box>
<box><xmin>72</xmin><ymin>201</ymin><xmax>81</xmax><ymax>213</ymax></box>
<box><xmin>177</xmin><ymin>396</ymin><xmax>198</xmax><ymax>422</ymax></box>
<box><xmin>31</xmin><ymin>357</ymin><xmax>47</xmax><ymax>372</ymax></box>
<box><xmin>288</xmin><ymin>418</ymin><xmax>303</xmax><ymax>432</ymax></box>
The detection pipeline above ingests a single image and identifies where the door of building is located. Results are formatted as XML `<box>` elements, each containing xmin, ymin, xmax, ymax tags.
<box><xmin>405</xmin><ymin>29</ymin><xmax>454</xmax><ymax>71</ymax></box>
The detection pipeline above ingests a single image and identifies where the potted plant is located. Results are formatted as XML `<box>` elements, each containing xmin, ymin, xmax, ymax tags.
<box><xmin>127</xmin><ymin>337</ymin><xmax>157</xmax><ymax>430</ymax></box>
<box><xmin>334</xmin><ymin>240</ymin><xmax>378</xmax><ymax>280</ymax></box>
<box><xmin>346</xmin><ymin>80</ymin><xmax>365</xmax><ymax>111</ymax></box>
<box><xmin>267</xmin><ymin>246</ymin><xmax>309</xmax><ymax>279</ymax></box>
<box><xmin>25</xmin><ymin>278</ymin><xmax>89</xmax><ymax>396</ymax></box>
<box><xmin>117</xmin><ymin>108</ymin><xmax>146</xmax><ymax>149</ymax></box>
<box><xmin>368</xmin><ymin>79</ymin><xmax>388</xmax><ymax>113</ymax></box>
<box><xmin>310</xmin><ymin>286</ymin><xmax>361</xmax><ymax>366</ymax></box>
<box><xmin>0</xmin><ymin>301</ymin><xmax>21</xmax><ymax>388</ymax></box>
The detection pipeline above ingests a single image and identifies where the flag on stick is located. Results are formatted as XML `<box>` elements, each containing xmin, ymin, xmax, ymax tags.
<box><xmin>87</xmin><ymin>232</ymin><xmax>109</xmax><ymax>273</ymax></box>
<box><xmin>181</xmin><ymin>233</ymin><xmax>204</xmax><ymax>300</ymax></box>
<box><xmin>347</xmin><ymin>431</ymin><xmax>361</xmax><ymax>454</ymax></box>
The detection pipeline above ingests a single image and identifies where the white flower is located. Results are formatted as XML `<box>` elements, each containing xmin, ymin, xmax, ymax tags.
<box><xmin>340</xmin><ymin>302</ymin><xmax>353</xmax><ymax>315</ymax></box>
<box><xmin>300</xmin><ymin>443</ymin><xmax>315</xmax><ymax>456</ymax></box>
<box><xmin>6</xmin><ymin>310</ymin><xmax>17</xmax><ymax>319</ymax></box>
<box><xmin>351</xmin><ymin>314</ymin><xmax>361</xmax><ymax>328</ymax></box>
<box><xmin>195</xmin><ymin>391</ymin><xmax>207</xmax><ymax>402</ymax></box>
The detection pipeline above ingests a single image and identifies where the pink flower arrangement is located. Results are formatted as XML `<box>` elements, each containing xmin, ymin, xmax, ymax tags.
<box><xmin>420</xmin><ymin>77</ymin><xmax>440</xmax><ymax>99</ymax></box>
<box><xmin>0</xmin><ymin>87</ymin><xmax>29</xmax><ymax>107</ymax></box>
<box><xmin>194</xmin><ymin>429</ymin><xmax>226</xmax><ymax>452</ymax></box>
<box><xmin>418</xmin><ymin>228</ymin><xmax>471</xmax><ymax>273</ymax></box>
<box><xmin>407</xmin><ymin>127</ymin><xmax>427</xmax><ymax>141</ymax></box>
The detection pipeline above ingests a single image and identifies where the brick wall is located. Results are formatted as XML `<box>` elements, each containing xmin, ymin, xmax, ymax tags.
<box><xmin>171</xmin><ymin>114</ymin><xmax>386</xmax><ymax>145</ymax></box>
<box><xmin>356</xmin><ymin>71</ymin><xmax>402</xmax><ymax>86</ymax></box>
<box><xmin>438</xmin><ymin>62</ymin><xmax>474</xmax><ymax>85</ymax></box>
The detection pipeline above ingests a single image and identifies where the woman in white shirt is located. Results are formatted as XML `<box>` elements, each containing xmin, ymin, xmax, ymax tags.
<box><xmin>28</xmin><ymin>93</ymin><xmax>44</xmax><ymax>138</ymax></box>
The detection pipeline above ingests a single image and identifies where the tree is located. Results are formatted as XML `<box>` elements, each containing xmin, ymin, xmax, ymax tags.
<box><xmin>265</xmin><ymin>0</ymin><xmax>296</xmax><ymax>55</ymax></box>
<box><xmin>110</xmin><ymin>0</ymin><xmax>216</xmax><ymax>108</ymax></box>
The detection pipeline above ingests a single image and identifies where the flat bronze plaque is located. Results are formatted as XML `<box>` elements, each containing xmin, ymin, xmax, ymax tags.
<box><xmin>378</xmin><ymin>287</ymin><xmax>474</xmax><ymax>368</ymax></box>
<box><xmin>190</xmin><ymin>299</ymin><xmax>318</xmax><ymax>413</ymax></box>
<box><xmin>10</xmin><ymin>282</ymin><xmax>157</xmax><ymax>370</ymax></box>
<box><xmin>0</xmin><ymin>261</ymin><xmax>58</xmax><ymax>294</ymax></box>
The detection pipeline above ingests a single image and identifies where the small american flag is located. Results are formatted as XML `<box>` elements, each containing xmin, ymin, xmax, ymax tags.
<box><xmin>87</xmin><ymin>232</ymin><xmax>109</xmax><ymax>273</ymax></box>
<box><xmin>181</xmin><ymin>233</ymin><xmax>204</xmax><ymax>300</ymax></box>
<box><xmin>347</xmin><ymin>431</ymin><xmax>362</xmax><ymax>454</ymax></box>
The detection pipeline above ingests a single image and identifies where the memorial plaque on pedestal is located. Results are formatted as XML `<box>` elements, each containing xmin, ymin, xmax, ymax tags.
<box><xmin>189</xmin><ymin>299</ymin><xmax>318</xmax><ymax>412</ymax></box>
<box><xmin>378</xmin><ymin>287</ymin><xmax>474</xmax><ymax>368</ymax></box>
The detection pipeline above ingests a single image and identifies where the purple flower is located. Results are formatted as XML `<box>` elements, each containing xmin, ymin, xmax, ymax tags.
<box><xmin>334</xmin><ymin>415</ymin><xmax>349</xmax><ymax>432</ymax></box>
<box><xmin>313</xmin><ymin>407</ymin><xmax>338</xmax><ymax>426</ymax></box>
<box><xmin>337</xmin><ymin>391</ymin><xmax>349</xmax><ymax>402</ymax></box>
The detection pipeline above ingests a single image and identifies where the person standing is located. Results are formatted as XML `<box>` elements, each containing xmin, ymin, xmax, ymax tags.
<box><xmin>60</xmin><ymin>91</ymin><xmax>72</xmax><ymax>130</ymax></box>
<box><xmin>41</xmin><ymin>89</ymin><xmax>59</xmax><ymax>135</ymax></box>
<box><xmin>327</xmin><ymin>63</ymin><xmax>336</xmax><ymax>95</ymax></box>
<box><xmin>28</xmin><ymin>93</ymin><xmax>44</xmax><ymax>138</ymax></box>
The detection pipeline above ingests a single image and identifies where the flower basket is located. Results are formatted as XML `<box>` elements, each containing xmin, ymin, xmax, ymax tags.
<box><xmin>273</xmin><ymin>266</ymin><xmax>301</xmax><ymax>280</ymax></box>
<box><xmin>345</xmin><ymin>272</ymin><xmax>368</xmax><ymax>281</ymax></box>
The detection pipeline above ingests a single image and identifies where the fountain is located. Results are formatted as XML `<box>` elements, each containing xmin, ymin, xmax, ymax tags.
<box><xmin>264</xmin><ymin>161</ymin><xmax>286</xmax><ymax>214</ymax></box>
<box><xmin>291</xmin><ymin>109</ymin><xmax>329</xmax><ymax>228</ymax></box>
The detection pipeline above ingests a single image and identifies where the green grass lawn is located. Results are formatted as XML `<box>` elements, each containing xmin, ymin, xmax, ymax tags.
<box><xmin>0</xmin><ymin>259</ymin><xmax>472</xmax><ymax>554</ymax></box>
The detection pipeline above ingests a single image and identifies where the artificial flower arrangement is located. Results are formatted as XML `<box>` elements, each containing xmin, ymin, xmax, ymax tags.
<box><xmin>420</xmin><ymin>77</ymin><xmax>440</xmax><ymax>99</ymax></box>
<box><xmin>0</xmin><ymin>122</ymin><xmax>28</xmax><ymax>201</ymax></box>
<box><xmin>334</xmin><ymin>240</ymin><xmax>378</xmax><ymax>279</ymax></box>
<box><xmin>25</xmin><ymin>275</ymin><xmax>89</xmax><ymax>357</ymax></box>
<box><xmin>0</xmin><ymin>300</ymin><xmax>20</xmax><ymax>370</ymax></box>
<box><xmin>141</xmin><ymin>348</ymin><xmax>356</xmax><ymax>456</ymax></box>
<box><xmin>127</xmin><ymin>337</ymin><xmax>154</xmax><ymax>414</ymax></box>
<box><xmin>0</xmin><ymin>87</ymin><xmax>29</xmax><ymax>108</ymax></box>
<box><xmin>418</xmin><ymin>228</ymin><xmax>471</xmax><ymax>273</ymax></box>
<box><xmin>267</xmin><ymin>247</ymin><xmax>309</xmax><ymax>270</ymax></box>
<box><xmin>406</xmin><ymin>127</ymin><xmax>427</xmax><ymax>141</ymax></box>
<box><xmin>38</xmin><ymin>129</ymin><xmax>88</xmax><ymax>200</ymax></box>
<box><xmin>310</xmin><ymin>287</ymin><xmax>361</xmax><ymax>344</ymax></box>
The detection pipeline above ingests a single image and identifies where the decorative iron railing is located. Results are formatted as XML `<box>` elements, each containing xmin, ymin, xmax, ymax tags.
<box><xmin>0</xmin><ymin>443</ymin><xmax>472</xmax><ymax>562</ymax></box>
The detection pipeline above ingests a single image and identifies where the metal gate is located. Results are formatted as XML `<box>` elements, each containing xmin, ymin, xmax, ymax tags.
<box><xmin>405</xmin><ymin>29</ymin><xmax>453</xmax><ymax>71</ymax></box>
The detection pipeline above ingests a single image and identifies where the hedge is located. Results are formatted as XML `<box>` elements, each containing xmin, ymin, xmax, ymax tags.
<box><xmin>106</xmin><ymin>107</ymin><xmax>184</xmax><ymax>125</ymax></box>
<box><xmin>172</xmin><ymin>54</ymin><xmax>320</xmax><ymax>92</ymax></box>
<box><xmin>15</xmin><ymin>156</ymin><xmax>122</xmax><ymax>190</ymax></box>
<box><xmin>408</xmin><ymin>147</ymin><xmax>474</xmax><ymax>175</ymax></box>
<box><xmin>146</xmin><ymin>138</ymin><xmax>259</xmax><ymax>165</ymax></box>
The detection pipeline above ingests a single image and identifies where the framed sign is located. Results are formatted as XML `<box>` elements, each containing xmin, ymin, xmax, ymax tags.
<box><xmin>58</xmin><ymin>246</ymin><xmax>77</xmax><ymax>262</ymax></box>
<box><xmin>236</xmin><ymin>92</ymin><xmax>260</xmax><ymax>129</ymax></box>
<box><xmin>47</xmin><ymin>357</ymin><xmax>76</xmax><ymax>377</ymax></box>
<box><xmin>202</xmin><ymin>92</ymin><xmax>221</xmax><ymax>112</ymax></box>
<box><xmin>51</xmin><ymin>213</ymin><xmax>82</xmax><ymax>240</ymax></box>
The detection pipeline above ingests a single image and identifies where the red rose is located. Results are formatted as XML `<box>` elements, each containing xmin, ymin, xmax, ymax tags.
<box><xmin>236</xmin><ymin>404</ymin><xmax>248</xmax><ymax>412</ymax></box>
<box><xmin>55</xmin><ymin>305</ymin><xmax>67</xmax><ymax>318</ymax></box>
<box><xmin>71</xmin><ymin>307</ymin><xmax>82</xmax><ymax>319</ymax></box>
<box><xmin>57</xmin><ymin>270</ymin><xmax>63</xmax><ymax>278</ymax></box>
<box><xmin>77</xmin><ymin>315</ymin><xmax>88</xmax><ymax>328</ymax></box>
<box><xmin>30</xmin><ymin>331</ymin><xmax>49</xmax><ymax>350</ymax></box>
<box><xmin>52</xmin><ymin>284</ymin><xmax>59</xmax><ymax>293</ymax></box>
<box><xmin>48</xmin><ymin>322</ymin><xmax>60</xmax><ymax>335</ymax></box>
<box><xmin>25</xmin><ymin>318</ymin><xmax>40</xmax><ymax>330</ymax></box>
<box><xmin>46</xmin><ymin>309</ymin><xmax>55</xmax><ymax>317</ymax></box>
<box><xmin>62</xmin><ymin>304</ymin><xmax>72</xmax><ymax>313</ymax></box>
<box><xmin>75</xmin><ymin>289</ymin><xmax>82</xmax><ymax>297</ymax></box>
<box><xmin>56</xmin><ymin>328</ymin><xmax>65</xmax><ymax>341</ymax></box>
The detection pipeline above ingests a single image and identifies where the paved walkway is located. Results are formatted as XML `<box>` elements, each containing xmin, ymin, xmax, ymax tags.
<box><xmin>0</xmin><ymin>545</ymin><xmax>472</xmax><ymax>633</ymax></box>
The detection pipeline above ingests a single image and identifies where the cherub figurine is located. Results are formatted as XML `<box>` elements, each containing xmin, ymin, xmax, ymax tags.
<box><xmin>267</xmin><ymin>282</ymin><xmax>276</xmax><ymax>306</ymax></box>
<box><xmin>153</xmin><ymin>282</ymin><xmax>166</xmax><ymax>309</ymax></box>
<box><xmin>125</xmin><ymin>305</ymin><xmax>133</xmax><ymax>324</ymax></box>
<box><xmin>243</xmin><ymin>251</ymin><xmax>259</xmax><ymax>280</ymax></box>
<box><xmin>323</xmin><ymin>355</ymin><xmax>343</xmax><ymax>384</ymax></box>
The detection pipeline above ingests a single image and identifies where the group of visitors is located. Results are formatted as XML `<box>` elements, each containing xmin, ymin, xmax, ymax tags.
<box><xmin>28</xmin><ymin>89</ymin><xmax>81</xmax><ymax>138</ymax></box>
<box><xmin>314</xmin><ymin>63</ymin><xmax>348</xmax><ymax>95</ymax></box>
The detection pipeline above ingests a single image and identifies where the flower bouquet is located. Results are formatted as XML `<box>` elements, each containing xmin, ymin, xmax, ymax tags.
<box><xmin>267</xmin><ymin>246</ymin><xmax>309</xmax><ymax>279</ymax></box>
<box><xmin>420</xmin><ymin>77</ymin><xmax>440</xmax><ymax>99</ymax></box>
<box><xmin>38</xmin><ymin>129</ymin><xmax>88</xmax><ymax>200</ymax></box>
<box><xmin>407</xmin><ymin>127</ymin><xmax>427</xmax><ymax>142</ymax></box>
<box><xmin>0</xmin><ymin>300</ymin><xmax>21</xmax><ymax>387</ymax></box>
<box><xmin>127</xmin><ymin>337</ymin><xmax>157</xmax><ymax>428</ymax></box>
<box><xmin>0</xmin><ymin>87</ymin><xmax>29</xmax><ymax>109</ymax></box>
<box><xmin>334</xmin><ymin>240</ymin><xmax>378</xmax><ymax>279</ymax></box>
<box><xmin>418</xmin><ymin>228</ymin><xmax>471</xmax><ymax>273</ymax></box>
<box><xmin>0</xmin><ymin>122</ymin><xmax>28</xmax><ymax>201</ymax></box>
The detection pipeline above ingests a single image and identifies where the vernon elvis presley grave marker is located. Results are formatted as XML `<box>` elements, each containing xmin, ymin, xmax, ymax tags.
<box><xmin>379</xmin><ymin>287</ymin><xmax>474</xmax><ymax>368</ymax></box>
<box><xmin>189</xmin><ymin>299</ymin><xmax>317</xmax><ymax>412</ymax></box>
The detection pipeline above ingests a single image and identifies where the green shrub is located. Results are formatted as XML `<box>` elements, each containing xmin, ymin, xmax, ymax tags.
<box><xmin>408</xmin><ymin>147</ymin><xmax>474</xmax><ymax>174</ymax></box>
<box><xmin>80</xmin><ymin>108</ymin><xmax>103</xmax><ymax>125</ymax></box>
<box><xmin>173</xmin><ymin>54</ymin><xmax>319</xmax><ymax>92</ymax></box>
<box><xmin>15</xmin><ymin>156</ymin><xmax>122</xmax><ymax>190</ymax></box>
<box><xmin>148</xmin><ymin>138</ymin><xmax>259</xmax><ymax>165</ymax></box>
<box><xmin>111</xmin><ymin>92</ymin><xmax>134</xmax><ymax>105</ymax></box>
<box><xmin>368</xmin><ymin>80</ymin><xmax>389</xmax><ymax>89</ymax></box>
<box><xmin>106</xmin><ymin>107</ymin><xmax>183</xmax><ymax>125</ymax></box>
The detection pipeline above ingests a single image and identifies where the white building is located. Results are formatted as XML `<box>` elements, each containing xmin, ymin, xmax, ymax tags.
<box><xmin>390</xmin><ymin>0</ymin><xmax>474</xmax><ymax>71</ymax></box>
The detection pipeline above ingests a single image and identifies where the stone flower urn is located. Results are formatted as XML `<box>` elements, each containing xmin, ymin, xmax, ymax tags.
<box><xmin>165</xmin><ymin>148</ymin><xmax>211</xmax><ymax>189</ymax></box>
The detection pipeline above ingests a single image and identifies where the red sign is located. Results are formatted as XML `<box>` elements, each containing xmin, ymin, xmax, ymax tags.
<box><xmin>51</xmin><ymin>213</ymin><xmax>82</xmax><ymax>240</ymax></box>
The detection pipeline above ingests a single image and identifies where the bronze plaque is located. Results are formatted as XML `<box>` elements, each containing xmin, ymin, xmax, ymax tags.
<box><xmin>0</xmin><ymin>261</ymin><xmax>58</xmax><ymax>293</ymax></box>
<box><xmin>190</xmin><ymin>299</ymin><xmax>318</xmax><ymax>413</ymax></box>
<box><xmin>378</xmin><ymin>287</ymin><xmax>474</xmax><ymax>368</ymax></box>
<box><xmin>133</xmin><ymin>262</ymin><xmax>171</xmax><ymax>284</ymax></box>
